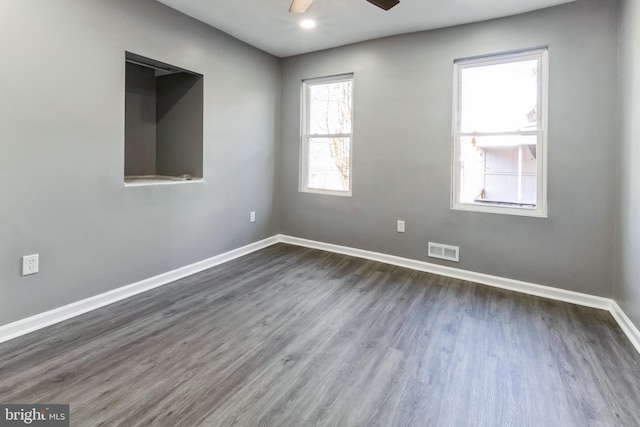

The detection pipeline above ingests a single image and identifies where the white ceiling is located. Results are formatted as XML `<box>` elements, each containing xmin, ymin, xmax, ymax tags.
<box><xmin>157</xmin><ymin>0</ymin><xmax>576</xmax><ymax>58</ymax></box>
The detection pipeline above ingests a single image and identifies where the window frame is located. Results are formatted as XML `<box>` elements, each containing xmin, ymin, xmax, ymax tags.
<box><xmin>299</xmin><ymin>73</ymin><xmax>354</xmax><ymax>197</ymax></box>
<box><xmin>451</xmin><ymin>48</ymin><xmax>549</xmax><ymax>217</ymax></box>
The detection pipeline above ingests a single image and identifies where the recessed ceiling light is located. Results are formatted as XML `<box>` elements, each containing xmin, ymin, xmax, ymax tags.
<box><xmin>300</xmin><ymin>19</ymin><xmax>316</xmax><ymax>29</ymax></box>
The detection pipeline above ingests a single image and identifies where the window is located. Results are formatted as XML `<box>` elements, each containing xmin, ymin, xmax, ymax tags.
<box><xmin>300</xmin><ymin>74</ymin><xmax>354</xmax><ymax>196</ymax></box>
<box><xmin>124</xmin><ymin>52</ymin><xmax>203</xmax><ymax>186</ymax></box>
<box><xmin>452</xmin><ymin>48</ymin><xmax>548</xmax><ymax>217</ymax></box>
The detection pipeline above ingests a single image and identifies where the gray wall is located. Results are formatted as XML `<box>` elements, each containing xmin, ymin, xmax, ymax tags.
<box><xmin>615</xmin><ymin>0</ymin><xmax>640</xmax><ymax>326</ymax></box>
<box><xmin>279</xmin><ymin>0</ymin><xmax>619</xmax><ymax>297</ymax></box>
<box><xmin>0</xmin><ymin>0</ymin><xmax>280</xmax><ymax>325</ymax></box>
<box><xmin>156</xmin><ymin>72</ymin><xmax>204</xmax><ymax>178</ymax></box>
<box><xmin>125</xmin><ymin>63</ymin><xmax>157</xmax><ymax>176</ymax></box>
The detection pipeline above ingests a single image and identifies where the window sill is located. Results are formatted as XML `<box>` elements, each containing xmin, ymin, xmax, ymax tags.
<box><xmin>300</xmin><ymin>187</ymin><xmax>352</xmax><ymax>197</ymax></box>
<box><xmin>452</xmin><ymin>201</ymin><xmax>547</xmax><ymax>218</ymax></box>
<box><xmin>124</xmin><ymin>175</ymin><xmax>203</xmax><ymax>187</ymax></box>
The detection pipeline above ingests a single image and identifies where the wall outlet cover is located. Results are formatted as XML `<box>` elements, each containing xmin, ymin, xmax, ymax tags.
<box><xmin>22</xmin><ymin>254</ymin><xmax>39</xmax><ymax>276</ymax></box>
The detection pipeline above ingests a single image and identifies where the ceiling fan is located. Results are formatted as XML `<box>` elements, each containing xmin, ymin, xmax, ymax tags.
<box><xmin>289</xmin><ymin>0</ymin><xmax>399</xmax><ymax>13</ymax></box>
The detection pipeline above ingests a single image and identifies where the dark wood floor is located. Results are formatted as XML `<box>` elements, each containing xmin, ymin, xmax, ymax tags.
<box><xmin>1</xmin><ymin>244</ymin><xmax>639</xmax><ymax>426</ymax></box>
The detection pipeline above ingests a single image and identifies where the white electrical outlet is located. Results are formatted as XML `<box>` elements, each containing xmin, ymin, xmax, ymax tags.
<box><xmin>250</xmin><ymin>211</ymin><xmax>256</xmax><ymax>223</ymax></box>
<box><xmin>22</xmin><ymin>254</ymin><xmax>39</xmax><ymax>276</ymax></box>
<box><xmin>397</xmin><ymin>220</ymin><xmax>405</xmax><ymax>233</ymax></box>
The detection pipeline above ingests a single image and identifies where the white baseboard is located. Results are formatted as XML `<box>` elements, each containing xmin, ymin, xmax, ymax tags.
<box><xmin>278</xmin><ymin>235</ymin><xmax>640</xmax><ymax>354</ymax></box>
<box><xmin>610</xmin><ymin>301</ymin><xmax>640</xmax><ymax>354</ymax></box>
<box><xmin>1</xmin><ymin>233</ymin><xmax>639</xmax><ymax>356</ymax></box>
<box><xmin>0</xmin><ymin>236</ymin><xmax>279</xmax><ymax>344</ymax></box>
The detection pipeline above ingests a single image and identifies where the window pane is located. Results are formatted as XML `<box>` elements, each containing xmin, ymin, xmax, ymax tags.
<box><xmin>459</xmin><ymin>135</ymin><xmax>537</xmax><ymax>206</ymax></box>
<box><xmin>460</xmin><ymin>59</ymin><xmax>538</xmax><ymax>133</ymax></box>
<box><xmin>307</xmin><ymin>137</ymin><xmax>350</xmax><ymax>192</ymax></box>
<box><xmin>308</xmin><ymin>81</ymin><xmax>352</xmax><ymax>135</ymax></box>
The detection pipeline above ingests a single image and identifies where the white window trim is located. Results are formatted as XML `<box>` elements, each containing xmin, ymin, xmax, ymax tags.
<box><xmin>299</xmin><ymin>73</ymin><xmax>354</xmax><ymax>197</ymax></box>
<box><xmin>451</xmin><ymin>48</ymin><xmax>549</xmax><ymax>218</ymax></box>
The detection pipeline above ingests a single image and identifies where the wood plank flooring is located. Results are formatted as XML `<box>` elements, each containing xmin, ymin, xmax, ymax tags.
<box><xmin>0</xmin><ymin>243</ymin><xmax>639</xmax><ymax>426</ymax></box>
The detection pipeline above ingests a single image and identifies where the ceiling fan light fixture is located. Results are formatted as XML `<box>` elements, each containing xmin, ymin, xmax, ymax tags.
<box><xmin>366</xmin><ymin>0</ymin><xmax>400</xmax><ymax>11</ymax></box>
<box><xmin>289</xmin><ymin>0</ymin><xmax>314</xmax><ymax>13</ymax></box>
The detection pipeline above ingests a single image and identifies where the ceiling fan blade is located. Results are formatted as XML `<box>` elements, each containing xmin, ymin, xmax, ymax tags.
<box><xmin>366</xmin><ymin>0</ymin><xmax>399</xmax><ymax>11</ymax></box>
<box><xmin>289</xmin><ymin>0</ymin><xmax>314</xmax><ymax>13</ymax></box>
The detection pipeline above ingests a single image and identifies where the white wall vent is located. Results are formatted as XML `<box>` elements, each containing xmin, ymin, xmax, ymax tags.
<box><xmin>428</xmin><ymin>242</ymin><xmax>460</xmax><ymax>262</ymax></box>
